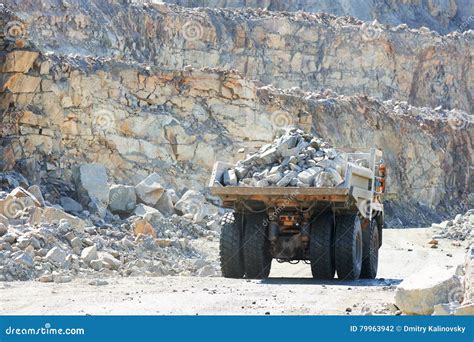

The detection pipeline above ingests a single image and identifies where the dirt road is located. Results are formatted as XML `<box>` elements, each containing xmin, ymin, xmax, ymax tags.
<box><xmin>0</xmin><ymin>228</ymin><xmax>467</xmax><ymax>315</ymax></box>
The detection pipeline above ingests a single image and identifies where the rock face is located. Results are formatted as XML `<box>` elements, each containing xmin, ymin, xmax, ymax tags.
<box><xmin>0</xmin><ymin>2</ymin><xmax>472</xmax><ymax>227</ymax></box>
<box><xmin>73</xmin><ymin>164</ymin><xmax>109</xmax><ymax>217</ymax></box>
<box><xmin>395</xmin><ymin>266</ymin><xmax>463</xmax><ymax>315</ymax></box>
<box><xmin>2</xmin><ymin>2</ymin><xmax>471</xmax><ymax>111</ymax></box>
<box><xmin>163</xmin><ymin>0</ymin><xmax>472</xmax><ymax>34</ymax></box>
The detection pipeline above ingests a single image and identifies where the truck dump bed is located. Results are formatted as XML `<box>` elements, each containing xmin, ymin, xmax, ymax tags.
<box><xmin>209</xmin><ymin>148</ymin><xmax>383</xmax><ymax>212</ymax></box>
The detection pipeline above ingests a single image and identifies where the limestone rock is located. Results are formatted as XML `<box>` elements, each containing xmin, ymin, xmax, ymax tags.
<box><xmin>395</xmin><ymin>266</ymin><xmax>463</xmax><ymax>315</ymax></box>
<box><xmin>60</xmin><ymin>197</ymin><xmax>83</xmax><ymax>213</ymax></box>
<box><xmin>73</xmin><ymin>163</ymin><xmax>109</xmax><ymax>217</ymax></box>
<box><xmin>154</xmin><ymin>190</ymin><xmax>175</xmax><ymax>217</ymax></box>
<box><xmin>135</xmin><ymin>173</ymin><xmax>164</xmax><ymax>206</ymax></box>
<box><xmin>45</xmin><ymin>246</ymin><xmax>68</xmax><ymax>265</ymax></box>
<box><xmin>43</xmin><ymin>207</ymin><xmax>85</xmax><ymax>232</ymax></box>
<box><xmin>109</xmin><ymin>184</ymin><xmax>137</xmax><ymax>214</ymax></box>
<box><xmin>133</xmin><ymin>204</ymin><xmax>162</xmax><ymax>223</ymax></box>
<box><xmin>132</xmin><ymin>219</ymin><xmax>156</xmax><ymax>238</ymax></box>
<box><xmin>175</xmin><ymin>190</ymin><xmax>207</xmax><ymax>223</ymax></box>
<box><xmin>81</xmin><ymin>245</ymin><xmax>98</xmax><ymax>265</ymax></box>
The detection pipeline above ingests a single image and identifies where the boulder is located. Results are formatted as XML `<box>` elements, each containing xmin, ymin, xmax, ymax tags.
<box><xmin>45</xmin><ymin>246</ymin><xmax>68</xmax><ymax>265</ymax></box>
<box><xmin>60</xmin><ymin>196</ymin><xmax>83</xmax><ymax>213</ymax></box>
<box><xmin>395</xmin><ymin>266</ymin><xmax>463</xmax><ymax>315</ymax></box>
<box><xmin>132</xmin><ymin>219</ymin><xmax>156</xmax><ymax>238</ymax></box>
<box><xmin>108</xmin><ymin>184</ymin><xmax>137</xmax><ymax>214</ymax></box>
<box><xmin>73</xmin><ymin>163</ymin><xmax>109</xmax><ymax>217</ymax></box>
<box><xmin>154</xmin><ymin>190</ymin><xmax>175</xmax><ymax>216</ymax></box>
<box><xmin>26</xmin><ymin>185</ymin><xmax>45</xmax><ymax>206</ymax></box>
<box><xmin>81</xmin><ymin>245</ymin><xmax>98</xmax><ymax>265</ymax></box>
<box><xmin>99</xmin><ymin>252</ymin><xmax>121</xmax><ymax>270</ymax></box>
<box><xmin>133</xmin><ymin>204</ymin><xmax>162</xmax><ymax>223</ymax></box>
<box><xmin>0</xmin><ymin>187</ymin><xmax>41</xmax><ymax>218</ymax></box>
<box><xmin>174</xmin><ymin>190</ymin><xmax>206</xmax><ymax>223</ymax></box>
<box><xmin>42</xmin><ymin>207</ymin><xmax>85</xmax><ymax>232</ymax></box>
<box><xmin>135</xmin><ymin>173</ymin><xmax>164</xmax><ymax>206</ymax></box>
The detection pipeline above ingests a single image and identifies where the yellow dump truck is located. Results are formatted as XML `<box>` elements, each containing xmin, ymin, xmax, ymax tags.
<box><xmin>209</xmin><ymin>148</ymin><xmax>385</xmax><ymax>280</ymax></box>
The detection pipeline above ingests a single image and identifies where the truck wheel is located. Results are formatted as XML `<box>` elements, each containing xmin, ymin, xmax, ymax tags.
<box><xmin>360</xmin><ymin>219</ymin><xmax>379</xmax><ymax>279</ymax></box>
<box><xmin>335</xmin><ymin>214</ymin><xmax>363</xmax><ymax>280</ymax></box>
<box><xmin>219</xmin><ymin>212</ymin><xmax>245</xmax><ymax>278</ymax></box>
<box><xmin>243</xmin><ymin>213</ymin><xmax>272</xmax><ymax>279</ymax></box>
<box><xmin>309</xmin><ymin>212</ymin><xmax>335</xmax><ymax>279</ymax></box>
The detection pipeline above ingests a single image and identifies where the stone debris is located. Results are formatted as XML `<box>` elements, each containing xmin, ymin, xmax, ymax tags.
<box><xmin>0</xmin><ymin>171</ymin><xmax>221</xmax><ymax>282</ymax></box>
<box><xmin>135</xmin><ymin>173</ymin><xmax>165</xmax><ymax>207</ymax></box>
<box><xmin>395</xmin><ymin>266</ymin><xmax>463</xmax><ymax>315</ymax></box>
<box><xmin>108</xmin><ymin>185</ymin><xmax>137</xmax><ymax>214</ymax></box>
<box><xmin>219</xmin><ymin>128</ymin><xmax>355</xmax><ymax>188</ymax></box>
<box><xmin>432</xmin><ymin>210</ymin><xmax>473</xmax><ymax>244</ymax></box>
<box><xmin>73</xmin><ymin>163</ymin><xmax>110</xmax><ymax>217</ymax></box>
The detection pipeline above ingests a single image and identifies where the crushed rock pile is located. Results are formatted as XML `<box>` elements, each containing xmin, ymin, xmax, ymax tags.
<box><xmin>219</xmin><ymin>128</ymin><xmax>368</xmax><ymax>188</ymax></box>
<box><xmin>0</xmin><ymin>172</ymin><xmax>222</xmax><ymax>282</ymax></box>
<box><xmin>432</xmin><ymin>210</ymin><xmax>474</xmax><ymax>245</ymax></box>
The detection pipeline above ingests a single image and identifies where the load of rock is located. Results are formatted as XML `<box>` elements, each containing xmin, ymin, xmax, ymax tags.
<box><xmin>431</xmin><ymin>210</ymin><xmax>474</xmax><ymax>245</ymax></box>
<box><xmin>0</xmin><ymin>170</ymin><xmax>221</xmax><ymax>281</ymax></box>
<box><xmin>219</xmin><ymin>128</ymin><xmax>366</xmax><ymax>188</ymax></box>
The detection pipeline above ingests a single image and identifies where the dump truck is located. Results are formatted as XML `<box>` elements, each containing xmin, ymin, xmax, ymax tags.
<box><xmin>209</xmin><ymin>148</ymin><xmax>385</xmax><ymax>280</ymax></box>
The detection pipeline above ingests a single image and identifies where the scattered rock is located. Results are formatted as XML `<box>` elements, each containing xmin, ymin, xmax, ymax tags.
<box><xmin>395</xmin><ymin>266</ymin><xmax>462</xmax><ymax>315</ymax></box>
<box><xmin>60</xmin><ymin>197</ymin><xmax>83</xmax><ymax>213</ymax></box>
<box><xmin>45</xmin><ymin>247</ymin><xmax>68</xmax><ymax>265</ymax></box>
<box><xmin>175</xmin><ymin>190</ymin><xmax>206</xmax><ymax>223</ymax></box>
<box><xmin>81</xmin><ymin>245</ymin><xmax>98</xmax><ymax>265</ymax></box>
<box><xmin>109</xmin><ymin>184</ymin><xmax>137</xmax><ymax>214</ymax></box>
<box><xmin>135</xmin><ymin>173</ymin><xmax>164</xmax><ymax>206</ymax></box>
<box><xmin>88</xmin><ymin>279</ymin><xmax>108</xmax><ymax>286</ymax></box>
<box><xmin>132</xmin><ymin>219</ymin><xmax>156</xmax><ymax>238</ymax></box>
<box><xmin>73</xmin><ymin>163</ymin><xmax>109</xmax><ymax>217</ymax></box>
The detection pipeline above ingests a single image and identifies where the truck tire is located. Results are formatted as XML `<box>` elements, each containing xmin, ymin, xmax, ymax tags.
<box><xmin>360</xmin><ymin>219</ymin><xmax>379</xmax><ymax>279</ymax></box>
<box><xmin>309</xmin><ymin>212</ymin><xmax>335</xmax><ymax>279</ymax></box>
<box><xmin>335</xmin><ymin>214</ymin><xmax>363</xmax><ymax>280</ymax></box>
<box><xmin>243</xmin><ymin>213</ymin><xmax>272</xmax><ymax>279</ymax></box>
<box><xmin>219</xmin><ymin>212</ymin><xmax>245</xmax><ymax>278</ymax></box>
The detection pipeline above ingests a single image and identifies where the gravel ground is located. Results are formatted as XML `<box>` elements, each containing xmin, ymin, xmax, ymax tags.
<box><xmin>0</xmin><ymin>228</ymin><xmax>467</xmax><ymax>315</ymax></box>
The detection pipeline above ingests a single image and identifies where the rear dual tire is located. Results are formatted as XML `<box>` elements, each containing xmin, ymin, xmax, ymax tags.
<box><xmin>219</xmin><ymin>212</ymin><xmax>272</xmax><ymax>279</ymax></box>
<box><xmin>335</xmin><ymin>214</ymin><xmax>363</xmax><ymax>280</ymax></box>
<box><xmin>309</xmin><ymin>212</ymin><xmax>335</xmax><ymax>279</ymax></box>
